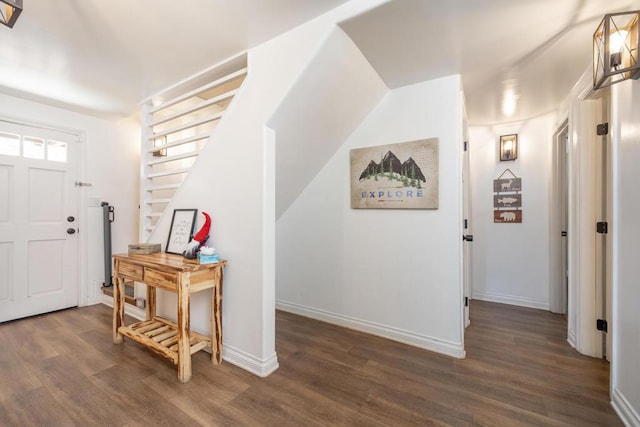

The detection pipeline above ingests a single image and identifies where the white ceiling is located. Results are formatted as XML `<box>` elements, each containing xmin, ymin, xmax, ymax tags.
<box><xmin>0</xmin><ymin>0</ymin><xmax>350</xmax><ymax>117</ymax></box>
<box><xmin>341</xmin><ymin>0</ymin><xmax>633</xmax><ymax>124</ymax></box>
<box><xmin>0</xmin><ymin>0</ymin><xmax>634</xmax><ymax>123</ymax></box>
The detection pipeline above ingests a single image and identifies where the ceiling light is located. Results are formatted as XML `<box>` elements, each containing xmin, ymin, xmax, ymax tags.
<box><xmin>0</xmin><ymin>0</ymin><xmax>22</xmax><ymax>29</ymax></box>
<box><xmin>501</xmin><ymin>94</ymin><xmax>517</xmax><ymax>117</ymax></box>
<box><xmin>593</xmin><ymin>11</ymin><xmax>640</xmax><ymax>89</ymax></box>
<box><xmin>501</xmin><ymin>87</ymin><xmax>520</xmax><ymax>117</ymax></box>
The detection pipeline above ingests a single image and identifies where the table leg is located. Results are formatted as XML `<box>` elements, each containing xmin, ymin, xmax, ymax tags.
<box><xmin>146</xmin><ymin>285</ymin><xmax>156</xmax><ymax>320</ymax></box>
<box><xmin>113</xmin><ymin>269</ymin><xmax>124</xmax><ymax>344</ymax></box>
<box><xmin>211</xmin><ymin>266</ymin><xmax>223</xmax><ymax>364</ymax></box>
<box><xmin>176</xmin><ymin>272</ymin><xmax>192</xmax><ymax>383</ymax></box>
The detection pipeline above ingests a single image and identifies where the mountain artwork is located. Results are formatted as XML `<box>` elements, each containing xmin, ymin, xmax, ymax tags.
<box><xmin>350</xmin><ymin>138</ymin><xmax>438</xmax><ymax>209</ymax></box>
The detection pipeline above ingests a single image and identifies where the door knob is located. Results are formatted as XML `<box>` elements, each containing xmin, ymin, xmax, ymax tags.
<box><xmin>463</xmin><ymin>235</ymin><xmax>473</xmax><ymax>242</ymax></box>
<box><xmin>67</xmin><ymin>216</ymin><xmax>75</xmax><ymax>222</ymax></box>
<box><xmin>67</xmin><ymin>228</ymin><xmax>76</xmax><ymax>235</ymax></box>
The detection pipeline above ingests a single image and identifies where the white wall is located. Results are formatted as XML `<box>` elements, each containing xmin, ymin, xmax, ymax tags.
<box><xmin>610</xmin><ymin>78</ymin><xmax>640</xmax><ymax>426</ymax></box>
<box><xmin>269</xmin><ymin>27</ymin><xmax>388</xmax><ymax>218</ymax></box>
<box><xmin>276</xmin><ymin>76</ymin><xmax>465</xmax><ymax>358</ymax></box>
<box><xmin>610</xmin><ymin>3</ymin><xmax>640</xmax><ymax>423</ymax></box>
<box><xmin>147</xmin><ymin>0</ymin><xmax>390</xmax><ymax>377</ymax></box>
<box><xmin>468</xmin><ymin>113</ymin><xmax>555</xmax><ymax>310</ymax></box>
<box><xmin>0</xmin><ymin>93</ymin><xmax>140</xmax><ymax>306</ymax></box>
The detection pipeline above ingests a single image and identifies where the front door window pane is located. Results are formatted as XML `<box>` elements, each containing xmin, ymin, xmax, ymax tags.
<box><xmin>23</xmin><ymin>136</ymin><xmax>45</xmax><ymax>159</ymax></box>
<box><xmin>47</xmin><ymin>140</ymin><xmax>67</xmax><ymax>162</ymax></box>
<box><xmin>0</xmin><ymin>132</ymin><xmax>19</xmax><ymax>156</ymax></box>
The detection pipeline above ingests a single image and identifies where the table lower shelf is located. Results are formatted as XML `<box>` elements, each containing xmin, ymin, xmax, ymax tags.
<box><xmin>118</xmin><ymin>316</ymin><xmax>211</xmax><ymax>364</ymax></box>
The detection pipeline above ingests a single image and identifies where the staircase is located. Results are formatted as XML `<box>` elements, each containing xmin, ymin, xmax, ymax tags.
<box><xmin>140</xmin><ymin>55</ymin><xmax>247</xmax><ymax>241</ymax></box>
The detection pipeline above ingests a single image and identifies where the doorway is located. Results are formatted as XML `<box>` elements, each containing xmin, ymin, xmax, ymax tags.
<box><xmin>0</xmin><ymin>120</ymin><xmax>80</xmax><ymax>322</ymax></box>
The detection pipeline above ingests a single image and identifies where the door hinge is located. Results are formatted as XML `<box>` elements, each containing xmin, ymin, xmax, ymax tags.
<box><xmin>464</xmin><ymin>297</ymin><xmax>469</xmax><ymax>307</ymax></box>
<box><xmin>464</xmin><ymin>141</ymin><xmax>468</xmax><ymax>151</ymax></box>
<box><xmin>74</xmin><ymin>181</ymin><xmax>92</xmax><ymax>187</ymax></box>
<box><xmin>464</xmin><ymin>219</ymin><xmax>468</xmax><ymax>229</ymax></box>
<box><xmin>596</xmin><ymin>222</ymin><xmax>608</xmax><ymax>234</ymax></box>
<box><xmin>596</xmin><ymin>123</ymin><xmax>609</xmax><ymax>136</ymax></box>
<box><xmin>596</xmin><ymin>319</ymin><xmax>608</xmax><ymax>332</ymax></box>
<box><xmin>561</xmin><ymin>231</ymin><xmax>567</xmax><ymax>237</ymax></box>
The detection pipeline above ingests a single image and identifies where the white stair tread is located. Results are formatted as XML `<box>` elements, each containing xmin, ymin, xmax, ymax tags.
<box><xmin>150</xmin><ymin>68</ymin><xmax>247</xmax><ymax>113</ymax></box>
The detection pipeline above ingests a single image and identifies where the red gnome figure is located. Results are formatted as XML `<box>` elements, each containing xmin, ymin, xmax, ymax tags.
<box><xmin>183</xmin><ymin>212</ymin><xmax>211</xmax><ymax>259</ymax></box>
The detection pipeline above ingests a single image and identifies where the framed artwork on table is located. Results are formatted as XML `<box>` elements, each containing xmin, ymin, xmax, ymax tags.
<box><xmin>166</xmin><ymin>209</ymin><xmax>197</xmax><ymax>255</ymax></box>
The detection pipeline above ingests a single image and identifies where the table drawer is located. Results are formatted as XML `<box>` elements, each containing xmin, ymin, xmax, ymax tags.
<box><xmin>118</xmin><ymin>262</ymin><xmax>143</xmax><ymax>280</ymax></box>
<box><xmin>144</xmin><ymin>268</ymin><xmax>177</xmax><ymax>291</ymax></box>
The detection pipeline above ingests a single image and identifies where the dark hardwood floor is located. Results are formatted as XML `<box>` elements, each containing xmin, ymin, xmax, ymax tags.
<box><xmin>0</xmin><ymin>300</ymin><xmax>621</xmax><ymax>426</ymax></box>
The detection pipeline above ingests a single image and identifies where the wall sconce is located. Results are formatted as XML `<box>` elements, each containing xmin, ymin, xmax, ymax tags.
<box><xmin>593</xmin><ymin>10</ymin><xmax>640</xmax><ymax>89</ymax></box>
<box><xmin>152</xmin><ymin>135</ymin><xmax>167</xmax><ymax>157</ymax></box>
<box><xmin>0</xmin><ymin>0</ymin><xmax>22</xmax><ymax>28</ymax></box>
<box><xmin>500</xmin><ymin>134</ymin><xmax>518</xmax><ymax>162</ymax></box>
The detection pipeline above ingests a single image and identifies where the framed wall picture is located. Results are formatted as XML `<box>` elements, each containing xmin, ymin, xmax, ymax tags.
<box><xmin>166</xmin><ymin>209</ymin><xmax>198</xmax><ymax>254</ymax></box>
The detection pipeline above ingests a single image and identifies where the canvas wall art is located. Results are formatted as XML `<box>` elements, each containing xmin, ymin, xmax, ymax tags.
<box><xmin>350</xmin><ymin>138</ymin><xmax>439</xmax><ymax>209</ymax></box>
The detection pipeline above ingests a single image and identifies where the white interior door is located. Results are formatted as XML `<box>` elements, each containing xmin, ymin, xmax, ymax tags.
<box><xmin>0</xmin><ymin>121</ymin><xmax>80</xmax><ymax>323</ymax></box>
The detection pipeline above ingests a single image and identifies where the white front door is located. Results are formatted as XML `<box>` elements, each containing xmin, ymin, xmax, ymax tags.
<box><xmin>0</xmin><ymin>121</ymin><xmax>80</xmax><ymax>323</ymax></box>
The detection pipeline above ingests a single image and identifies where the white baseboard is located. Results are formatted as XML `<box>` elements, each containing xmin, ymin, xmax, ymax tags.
<box><xmin>472</xmin><ymin>291</ymin><xmax>550</xmax><ymax>311</ymax></box>
<box><xmin>276</xmin><ymin>300</ymin><xmax>465</xmax><ymax>359</ymax></box>
<box><xmin>612</xmin><ymin>387</ymin><xmax>640</xmax><ymax>427</ymax></box>
<box><xmin>101</xmin><ymin>296</ymin><xmax>279</xmax><ymax>377</ymax></box>
<box><xmin>567</xmin><ymin>328</ymin><xmax>577</xmax><ymax>349</ymax></box>
<box><xmin>223</xmin><ymin>346</ymin><xmax>279</xmax><ymax>378</ymax></box>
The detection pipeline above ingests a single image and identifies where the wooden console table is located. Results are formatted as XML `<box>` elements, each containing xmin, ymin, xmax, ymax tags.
<box><xmin>112</xmin><ymin>252</ymin><xmax>226</xmax><ymax>383</ymax></box>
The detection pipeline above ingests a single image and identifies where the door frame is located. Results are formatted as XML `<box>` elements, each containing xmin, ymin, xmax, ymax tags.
<box><xmin>594</xmin><ymin>89</ymin><xmax>612</xmax><ymax>361</ymax></box>
<box><xmin>550</xmin><ymin>120</ymin><xmax>569</xmax><ymax>315</ymax></box>
<box><xmin>560</xmin><ymin>69</ymin><xmax>610</xmax><ymax>358</ymax></box>
<box><xmin>462</xmin><ymin>131</ymin><xmax>472</xmax><ymax>328</ymax></box>
<box><xmin>0</xmin><ymin>115</ymin><xmax>90</xmax><ymax>308</ymax></box>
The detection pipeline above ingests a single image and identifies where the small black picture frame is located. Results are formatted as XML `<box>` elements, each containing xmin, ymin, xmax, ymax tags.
<box><xmin>166</xmin><ymin>209</ymin><xmax>197</xmax><ymax>255</ymax></box>
<box><xmin>500</xmin><ymin>134</ymin><xmax>518</xmax><ymax>161</ymax></box>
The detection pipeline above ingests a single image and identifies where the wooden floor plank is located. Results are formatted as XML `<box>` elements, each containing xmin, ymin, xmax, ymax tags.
<box><xmin>0</xmin><ymin>301</ymin><xmax>622</xmax><ymax>426</ymax></box>
<box><xmin>0</xmin><ymin>386</ymin><xmax>75</xmax><ymax>427</ymax></box>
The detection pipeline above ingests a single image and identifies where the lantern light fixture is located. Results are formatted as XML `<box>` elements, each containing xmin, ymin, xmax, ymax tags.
<box><xmin>499</xmin><ymin>134</ymin><xmax>518</xmax><ymax>162</ymax></box>
<box><xmin>0</xmin><ymin>0</ymin><xmax>22</xmax><ymax>29</ymax></box>
<box><xmin>593</xmin><ymin>10</ymin><xmax>640</xmax><ymax>89</ymax></box>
